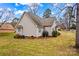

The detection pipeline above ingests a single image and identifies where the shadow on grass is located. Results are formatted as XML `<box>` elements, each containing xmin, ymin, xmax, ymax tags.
<box><xmin>69</xmin><ymin>45</ymin><xmax>79</xmax><ymax>55</ymax></box>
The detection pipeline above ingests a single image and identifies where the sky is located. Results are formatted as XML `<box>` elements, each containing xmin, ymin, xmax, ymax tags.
<box><xmin>0</xmin><ymin>3</ymin><xmax>75</xmax><ymax>22</ymax></box>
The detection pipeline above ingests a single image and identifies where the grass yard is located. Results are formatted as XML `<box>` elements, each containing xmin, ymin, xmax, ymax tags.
<box><xmin>0</xmin><ymin>31</ymin><xmax>77</xmax><ymax>56</ymax></box>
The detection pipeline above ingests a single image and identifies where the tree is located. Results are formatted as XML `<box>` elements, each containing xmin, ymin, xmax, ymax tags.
<box><xmin>76</xmin><ymin>3</ymin><xmax>79</xmax><ymax>47</ymax></box>
<box><xmin>27</xmin><ymin>3</ymin><xmax>40</xmax><ymax>15</ymax></box>
<box><xmin>0</xmin><ymin>8</ymin><xmax>15</xmax><ymax>27</ymax></box>
<box><xmin>67</xmin><ymin>6</ymin><xmax>73</xmax><ymax>30</ymax></box>
<box><xmin>70</xmin><ymin>23</ymin><xmax>76</xmax><ymax>29</ymax></box>
<box><xmin>63</xmin><ymin>6</ymin><xmax>74</xmax><ymax>30</ymax></box>
<box><xmin>11</xmin><ymin>18</ymin><xmax>19</xmax><ymax>28</ymax></box>
<box><xmin>43</xmin><ymin>8</ymin><xmax>52</xmax><ymax>18</ymax></box>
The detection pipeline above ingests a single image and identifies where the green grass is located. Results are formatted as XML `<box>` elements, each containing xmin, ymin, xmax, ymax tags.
<box><xmin>0</xmin><ymin>31</ymin><xmax>77</xmax><ymax>56</ymax></box>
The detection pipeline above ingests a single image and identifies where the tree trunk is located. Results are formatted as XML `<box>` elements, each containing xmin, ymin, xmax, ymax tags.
<box><xmin>68</xmin><ymin>17</ymin><xmax>71</xmax><ymax>31</ymax></box>
<box><xmin>76</xmin><ymin>3</ymin><xmax>79</xmax><ymax>47</ymax></box>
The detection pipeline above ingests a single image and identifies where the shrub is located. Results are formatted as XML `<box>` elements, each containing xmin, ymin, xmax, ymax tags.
<box><xmin>14</xmin><ymin>34</ymin><xmax>25</xmax><ymax>39</ymax></box>
<box><xmin>70</xmin><ymin>24</ymin><xmax>76</xmax><ymax>29</ymax></box>
<box><xmin>42</xmin><ymin>31</ymin><xmax>48</xmax><ymax>37</ymax></box>
<box><xmin>58</xmin><ymin>29</ymin><xmax>61</xmax><ymax>31</ymax></box>
<box><xmin>52</xmin><ymin>31</ymin><xmax>60</xmax><ymax>37</ymax></box>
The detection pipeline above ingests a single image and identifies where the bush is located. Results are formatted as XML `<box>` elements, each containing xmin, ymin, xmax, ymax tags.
<box><xmin>42</xmin><ymin>31</ymin><xmax>48</xmax><ymax>37</ymax></box>
<box><xmin>14</xmin><ymin>34</ymin><xmax>25</xmax><ymax>39</ymax></box>
<box><xmin>58</xmin><ymin>29</ymin><xmax>61</xmax><ymax>31</ymax></box>
<box><xmin>52</xmin><ymin>31</ymin><xmax>60</xmax><ymax>37</ymax></box>
<box><xmin>70</xmin><ymin>24</ymin><xmax>76</xmax><ymax>29</ymax></box>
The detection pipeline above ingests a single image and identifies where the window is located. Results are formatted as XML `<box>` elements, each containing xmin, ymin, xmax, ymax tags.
<box><xmin>39</xmin><ymin>29</ymin><xmax>41</xmax><ymax>33</ymax></box>
<box><xmin>18</xmin><ymin>28</ymin><xmax>21</xmax><ymax>32</ymax></box>
<box><xmin>17</xmin><ymin>25</ymin><xmax>23</xmax><ymax>32</ymax></box>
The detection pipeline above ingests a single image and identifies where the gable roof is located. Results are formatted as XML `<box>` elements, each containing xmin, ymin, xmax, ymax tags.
<box><xmin>56</xmin><ymin>23</ymin><xmax>66</xmax><ymax>29</ymax></box>
<box><xmin>15</xmin><ymin>12</ymin><xmax>56</xmax><ymax>28</ymax></box>
<box><xmin>28</xmin><ymin>12</ymin><xmax>43</xmax><ymax>27</ymax></box>
<box><xmin>0</xmin><ymin>23</ymin><xmax>14</xmax><ymax>30</ymax></box>
<box><xmin>41</xmin><ymin>17</ymin><xmax>54</xmax><ymax>27</ymax></box>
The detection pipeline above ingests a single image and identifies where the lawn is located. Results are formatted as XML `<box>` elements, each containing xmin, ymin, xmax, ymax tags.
<box><xmin>0</xmin><ymin>31</ymin><xmax>77</xmax><ymax>56</ymax></box>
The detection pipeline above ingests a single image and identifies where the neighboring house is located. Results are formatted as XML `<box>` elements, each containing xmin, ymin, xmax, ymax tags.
<box><xmin>0</xmin><ymin>23</ymin><xmax>14</xmax><ymax>32</ymax></box>
<box><xmin>56</xmin><ymin>23</ymin><xmax>66</xmax><ymax>30</ymax></box>
<box><xmin>15</xmin><ymin>12</ymin><xmax>57</xmax><ymax>37</ymax></box>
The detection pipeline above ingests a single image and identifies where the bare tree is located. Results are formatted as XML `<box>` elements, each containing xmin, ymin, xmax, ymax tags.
<box><xmin>67</xmin><ymin>6</ymin><xmax>73</xmax><ymax>30</ymax></box>
<box><xmin>27</xmin><ymin>3</ymin><xmax>40</xmax><ymax>15</ymax></box>
<box><xmin>11</xmin><ymin>18</ymin><xmax>19</xmax><ymax>28</ymax></box>
<box><xmin>0</xmin><ymin>8</ymin><xmax>15</xmax><ymax>27</ymax></box>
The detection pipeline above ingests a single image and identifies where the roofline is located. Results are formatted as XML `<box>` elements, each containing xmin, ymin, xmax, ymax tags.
<box><xmin>15</xmin><ymin>12</ymin><xmax>54</xmax><ymax>28</ymax></box>
<box><xmin>15</xmin><ymin>12</ymin><xmax>26</xmax><ymax>29</ymax></box>
<box><xmin>15</xmin><ymin>12</ymin><xmax>43</xmax><ymax>28</ymax></box>
<box><xmin>29</xmin><ymin>13</ymin><xmax>43</xmax><ymax>27</ymax></box>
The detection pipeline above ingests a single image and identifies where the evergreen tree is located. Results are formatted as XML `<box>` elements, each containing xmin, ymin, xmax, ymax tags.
<box><xmin>43</xmin><ymin>8</ymin><xmax>52</xmax><ymax>18</ymax></box>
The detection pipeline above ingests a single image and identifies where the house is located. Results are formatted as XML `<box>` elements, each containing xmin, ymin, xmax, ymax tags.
<box><xmin>0</xmin><ymin>23</ymin><xmax>14</xmax><ymax>32</ymax></box>
<box><xmin>56</xmin><ymin>23</ymin><xmax>66</xmax><ymax>30</ymax></box>
<box><xmin>15</xmin><ymin>12</ymin><xmax>57</xmax><ymax>37</ymax></box>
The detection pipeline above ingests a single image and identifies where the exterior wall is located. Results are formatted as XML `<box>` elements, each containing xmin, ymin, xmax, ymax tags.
<box><xmin>16</xmin><ymin>13</ymin><xmax>42</xmax><ymax>37</ymax></box>
<box><xmin>36</xmin><ymin>28</ymin><xmax>43</xmax><ymax>37</ymax></box>
<box><xmin>51</xmin><ymin>21</ymin><xmax>57</xmax><ymax>31</ymax></box>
